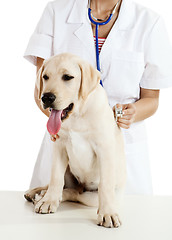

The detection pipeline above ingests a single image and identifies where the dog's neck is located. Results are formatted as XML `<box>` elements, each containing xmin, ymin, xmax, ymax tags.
<box><xmin>75</xmin><ymin>84</ymin><xmax>107</xmax><ymax>117</ymax></box>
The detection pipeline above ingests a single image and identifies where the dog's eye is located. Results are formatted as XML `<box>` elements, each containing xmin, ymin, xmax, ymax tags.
<box><xmin>62</xmin><ymin>74</ymin><xmax>74</xmax><ymax>81</ymax></box>
<box><xmin>43</xmin><ymin>74</ymin><xmax>49</xmax><ymax>80</ymax></box>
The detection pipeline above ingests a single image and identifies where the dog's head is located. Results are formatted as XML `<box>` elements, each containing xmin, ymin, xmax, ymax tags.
<box><xmin>36</xmin><ymin>53</ymin><xmax>100</xmax><ymax>134</ymax></box>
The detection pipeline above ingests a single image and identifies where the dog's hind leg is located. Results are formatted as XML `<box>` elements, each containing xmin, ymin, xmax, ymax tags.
<box><xmin>62</xmin><ymin>189</ymin><xmax>98</xmax><ymax>207</ymax></box>
<box><xmin>24</xmin><ymin>185</ymin><xmax>48</xmax><ymax>203</ymax></box>
<box><xmin>25</xmin><ymin>186</ymin><xmax>98</xmax><ymax>207</ymax></box>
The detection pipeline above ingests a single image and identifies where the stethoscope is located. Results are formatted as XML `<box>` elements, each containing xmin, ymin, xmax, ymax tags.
<box><xmin>88</xmin><ymin>0</ymin><xmax>120</xmax><ymax>87</ymax></box>
<box><xmin>88</xmin><ymin>0</ymin><xmax>123</xmax><ymax>119</ymax></box>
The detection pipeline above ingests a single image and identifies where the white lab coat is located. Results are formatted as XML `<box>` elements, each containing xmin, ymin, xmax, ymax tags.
<box><xmin>24</xmin><ymin>0</ymin><xmax>172</xmax><ymax>194</ymax></box>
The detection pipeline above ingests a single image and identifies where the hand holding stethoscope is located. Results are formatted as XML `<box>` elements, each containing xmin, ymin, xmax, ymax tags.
<box><xmin>113</xmin><ymin>103</ymin><xmax>137</xmax><ymax>129</ymax></box>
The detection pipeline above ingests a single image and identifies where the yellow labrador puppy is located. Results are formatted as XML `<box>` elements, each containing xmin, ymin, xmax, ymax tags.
<box><xmin>25</xmin><ymin>53</ymin><xmax>126</xmax><ymax>228</ymax></box>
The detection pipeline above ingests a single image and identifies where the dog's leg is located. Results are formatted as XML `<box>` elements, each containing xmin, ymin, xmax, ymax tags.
<box><xmin>62</xmin><ymin>189</ymin><xmax>98</xmax><ymax>207</ymax></box>
<box><xmin>24</xmin><ymin>186</ymin><xmax>48</xmax><ymax>203</ymax></box>
<box><xmin>34</xmin><ymin>142</ymin><xmax>68</xmax><ymax>214</ymax></box>
<box><xmin>96</xmin><ymin>138</ymin><xmax>126</xmax><ymax>228</ymax></box>
<box><xmin>25</xmin><ymin>187</ymin><xmax>98</xmax><ymax>207</ymax></box>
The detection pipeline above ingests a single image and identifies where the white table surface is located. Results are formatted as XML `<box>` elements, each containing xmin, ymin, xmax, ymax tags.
<box><xmin>0</xmin><ymin>191</ymin><xmax>171</xmax><ymax>240</ymax></box>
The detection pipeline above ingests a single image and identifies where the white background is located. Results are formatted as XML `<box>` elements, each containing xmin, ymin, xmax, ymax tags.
<box><xmin>0</xmin><ymin>0</ymin><xmax>171</xmax><ymax>194</ymax></box>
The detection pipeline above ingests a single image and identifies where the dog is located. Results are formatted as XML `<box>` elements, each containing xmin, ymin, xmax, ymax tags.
<box><xmin>24</xmin><ymin>53</ymin><xmax>126</xmax><ymax>228</ymax></box>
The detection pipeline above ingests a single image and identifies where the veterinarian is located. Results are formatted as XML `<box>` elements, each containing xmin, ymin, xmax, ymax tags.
<box><xmin>24</xmin><ymin>0</ymin><xmax>172</xmax><ymax>194</ymax></box>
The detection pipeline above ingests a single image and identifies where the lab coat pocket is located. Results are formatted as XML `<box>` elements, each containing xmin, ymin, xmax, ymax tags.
<box><xmin>106</xmin><ymin>50</ymin><xmax>145</xmax><ymax>101</ymax></box>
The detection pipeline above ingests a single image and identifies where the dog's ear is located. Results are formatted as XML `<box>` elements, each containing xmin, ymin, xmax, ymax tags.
<box><xmin>78</xmin><ymin>61</ymin><xmax>101</xmax><ymax>100</ymax></box>
<box><xmin>36</xmin><ymin>64</ymin><xmax>44</xmax><ymax>100</ymax></box>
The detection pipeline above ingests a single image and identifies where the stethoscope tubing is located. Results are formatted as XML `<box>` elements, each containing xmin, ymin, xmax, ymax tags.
<box><xmin>88</xmin><ymin>8</ymin><xmax>113</xmax><ymax>87</ymax></box>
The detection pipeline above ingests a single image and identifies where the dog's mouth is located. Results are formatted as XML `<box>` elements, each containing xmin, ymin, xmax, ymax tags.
<box><xmin>47</xmin><ymin>103</ymin><xmax>74</xmax><ymax>135</ymax></box>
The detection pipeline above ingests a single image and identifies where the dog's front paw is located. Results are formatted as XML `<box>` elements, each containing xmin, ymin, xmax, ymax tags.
<box><xmin>34</xmin><ymin>195</ymin><xmax>60</xmax><ymax>214</ymax></box>
<box><xmin>97</xmin><ymin>213</ymin><xmax>121</xmax><ymax>228</ymax></box>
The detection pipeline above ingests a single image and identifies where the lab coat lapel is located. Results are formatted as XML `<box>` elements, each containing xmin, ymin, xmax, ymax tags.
<box><xmin>74</xmin><ymin>23</ymin><xmax>95</xmax><ymax>60</ymax></box>
<box><xmin>66</xmin><ymin>0</ymin><xmax>135</xmax><ymax>65</ymax></box>
<box><xmin>117</xmin><ymin>0</ymin><xmax>135</xmax><ymax>31</ymax></box>
<box><xmin>67</xmin><ymin>0</ymin><xmax>96</xmax><ymax>62</ymax></box>
<box><xmin>100</xmin><ymin>0</ymin><xmax>135</xmax><ymax>61</ymax></box>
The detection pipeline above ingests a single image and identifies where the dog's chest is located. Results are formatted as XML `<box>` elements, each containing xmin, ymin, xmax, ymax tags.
<box><xmin>65</xmin><ymin>130</ymin><xmax>99</xmax><ymax>185</ymax></box>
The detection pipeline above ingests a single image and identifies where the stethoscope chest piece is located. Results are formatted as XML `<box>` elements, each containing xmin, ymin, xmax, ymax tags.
<box><xmin>115</xmin><ymin>106</ymin><xmax>123</xmax><ymax>122</ymax></box>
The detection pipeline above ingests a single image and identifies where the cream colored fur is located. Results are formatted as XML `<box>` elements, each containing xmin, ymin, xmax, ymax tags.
<box><xmin>25</xmin><ymin>53</ymin><xmax>126</xmax><ymax>228</ymax></box>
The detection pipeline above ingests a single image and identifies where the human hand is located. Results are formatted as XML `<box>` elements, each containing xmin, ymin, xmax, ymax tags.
<box><xmin>50</xmin><ymin>134</ymin><xmax>60</xmax><ymax>142</ymax></box>
<box><xmin>113</xmin><ymin>103</ymin><xmax>136</xmax><ymax>129</ymax></box>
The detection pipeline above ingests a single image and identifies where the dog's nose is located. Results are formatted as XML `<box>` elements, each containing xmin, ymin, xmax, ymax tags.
<box><xmin>41</xmin><ymin>92</ymin><xmax>56</xmax><ymax>105</ymax></box>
